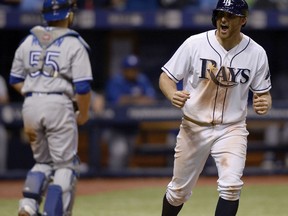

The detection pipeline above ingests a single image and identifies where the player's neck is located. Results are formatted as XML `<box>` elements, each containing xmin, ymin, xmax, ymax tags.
<box><xmin>47</xmin><ymin>19</ymin><xmax>70</xmax><ymax>28</ymax></box>
<box><xmin>216</xmin><ymin>32</ymin><xmax>243</xmax><ymax>51</ymax></box>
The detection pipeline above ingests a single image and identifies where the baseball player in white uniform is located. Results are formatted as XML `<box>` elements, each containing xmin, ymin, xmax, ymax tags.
<box><xmin>9</xmin><ymin>0</ymin><xmax>93</xmax><ymax>215</ymax></box>
<box><xmin>159</xmin><ymin>0</ymin><xmax>272</xmax><ymax>215</ymax></box>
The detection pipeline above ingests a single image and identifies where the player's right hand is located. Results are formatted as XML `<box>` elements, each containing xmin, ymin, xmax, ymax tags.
<box><xmin>171</xmin><ymin>90</ymin><xmax>190</xmax><ymax>108</ymax></box>
<box><xmin>76</xmin><ymin>112</ymin><xmax>89</xmax><ymax>125</ymax></box>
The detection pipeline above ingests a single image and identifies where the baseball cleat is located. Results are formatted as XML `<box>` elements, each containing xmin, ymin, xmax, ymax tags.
<box><xmin>18</xmin><ymin>208</ymin><xmax>30</xmax><ymax>216</ymax></box>
<box><xmin>18</xmin><ymin>205</ymin><xmax>39</xmax><ymax>216</ymax></box>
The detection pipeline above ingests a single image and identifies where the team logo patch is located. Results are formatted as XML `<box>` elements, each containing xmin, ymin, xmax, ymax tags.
<box><xmin>42</xmin><ymin>33</ymin><xmax>52</xmax><ymax>41</ymax></box>
<box><xmin>223</xmin><ymin>0</ymin><xmax>232</xmax><ymax>6</ymax></box>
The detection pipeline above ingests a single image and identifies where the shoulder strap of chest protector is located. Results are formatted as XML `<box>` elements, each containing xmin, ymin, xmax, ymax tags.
<box><xmin>29</xmin><ymin>26</ymin><xmax>88</xmax><ymax>78</ymax></box>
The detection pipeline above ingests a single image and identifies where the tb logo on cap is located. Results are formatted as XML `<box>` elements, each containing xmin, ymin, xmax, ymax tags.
<box><xmin>223</xmin><ymin>0</ymin><xmax>232</xmax><ymax>6</ymax></box>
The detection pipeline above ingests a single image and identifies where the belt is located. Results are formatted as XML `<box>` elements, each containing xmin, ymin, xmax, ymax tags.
<box><xmin>183</xmin><ymin>115</ymin><xmax>219</xmax><ymax>126</ymax></box>
<box><xmin>25</xmin><ymin>92</ymin><xmax>63</xmax><ymax>97</ymax></box>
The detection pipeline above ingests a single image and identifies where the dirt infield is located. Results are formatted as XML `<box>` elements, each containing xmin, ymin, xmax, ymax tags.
<box><xmin>0</xmin><ymin>175</ymin><xmax>287</xmax><ymax>199</ymax></box>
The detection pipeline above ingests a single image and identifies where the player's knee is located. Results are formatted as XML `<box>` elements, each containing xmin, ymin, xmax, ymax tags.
<box><xmin>22</xmin><ymin>171</ymin><xmax>49</xmax><ymax>202</ymax></box>
<box><xmin>166</xmin><ymin>188</ymin><xmax>192</xmax><ymax>206</ymax></box>
<box><xmin>54</xmin><ymin>155</ymin><xmax>80</xmax><ymax>176</ymax></box>
<box><xmin>218</xmin><ymin>184</ymin><xmax>243</xmax><ymax>201</ymax></box>
<box><xmin>53</xmin><ymin>168</ymin><xmax>78</xmax><ymax>192</ymax></box>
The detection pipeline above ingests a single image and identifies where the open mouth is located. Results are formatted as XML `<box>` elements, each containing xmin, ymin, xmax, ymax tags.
<box><xmin>220</xmin><ymin>24</ymin><xmax>229</xmax><ymax>32</ymax></box>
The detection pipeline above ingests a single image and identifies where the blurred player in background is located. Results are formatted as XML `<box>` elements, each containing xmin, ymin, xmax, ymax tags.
<box><xmin>9</xmin><ymin>0</ymin><xmax>93</xmax><ymax>215</ymax></box>
<box><xmin>105</xmin><ymin>54</ymin><xmax>157</xmax><ymax>171</ymax></box>
<box><xmin>0</xmin><ymin>75</ymin><xmax>9</xmax><ymax>173</ymax></box>
<box><xmin>159</xmin><ymin>0</ymin><xmax>272</xmax><ymax>215</ymax></box>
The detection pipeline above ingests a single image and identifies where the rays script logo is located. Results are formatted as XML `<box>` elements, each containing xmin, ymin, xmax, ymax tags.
<box><xmin>223</xmin><ymin>0</ymin><xmax>232</xmax><ymax>6</ymax></box>
<box><xmin>200</xmin><ymin>58</ymin><xmax>251</xmax><ymax>88</ymax></box>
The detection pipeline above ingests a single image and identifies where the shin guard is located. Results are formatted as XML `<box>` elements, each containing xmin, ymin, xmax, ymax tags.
<box><xmin>43</xmin><ymin>184</ymin><xmax>63</xmax><ymax>216</ymax></box>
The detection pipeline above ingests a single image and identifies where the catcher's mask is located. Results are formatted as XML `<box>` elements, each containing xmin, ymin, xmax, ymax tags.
<box><xmin>42</xmin><ymin>0</ymin><xmax>77</xmax><ymax>22</ymax></box>
<box><xmin>212</xmin><ymin>0</ymin><xmax>249</xmax><ymax>27</ymax></box>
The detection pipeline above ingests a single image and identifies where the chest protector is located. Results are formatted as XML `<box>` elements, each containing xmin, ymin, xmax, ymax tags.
<box><xmin>29</xmin><ymin>26</ymin><xmax>88</xmax><ymax>79</ymax></box>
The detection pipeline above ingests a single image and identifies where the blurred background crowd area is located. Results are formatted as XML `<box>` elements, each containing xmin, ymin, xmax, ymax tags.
<box><xmin>1</xmin><ymin>0</ymin><xmax>288</xmax><ymax>12</ymax></box>
<box><xmin>0</xmin><ymin>0</ymin><xmax>288</xmax><ymax>176</ymax></box>
<box><xmin>0</xmin><ymin>0</ymin><xmax>287</xmax><ymax>103</ymax></box>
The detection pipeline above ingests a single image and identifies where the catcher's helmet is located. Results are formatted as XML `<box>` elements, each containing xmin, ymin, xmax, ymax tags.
<box><xmin>212</xmin><ymin>0</ymin><xmax>249</xmax><ymax>27</ymax></box>
<box><xmin>42</xmin><ymin>0</ymin><xmax>77</xmax><ymax>22</ymax></box>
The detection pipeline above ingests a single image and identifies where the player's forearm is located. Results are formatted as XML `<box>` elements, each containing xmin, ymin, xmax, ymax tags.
<box><xmin>159</xmin><ymin>72</ymin><xmax>177</xmax><ymax>101</ymax></box>
<box><xmin>76</xmin><ymin>91</ymin><xmax>91</xmax><ymax>124</ymax></box>
<box><xmin>159</xmin><ymin>72</ymin><xmax>190</xmax><ymax>108</ymax></box>
<box><xmin>12</xmin><ymin>82</ymin><xmax>24</xmax><ymax>95</ymax></box>
<box><xmin>76</xmin><ymin>92</ymin><xmax>91</xmax><ymax>114</ymax></box>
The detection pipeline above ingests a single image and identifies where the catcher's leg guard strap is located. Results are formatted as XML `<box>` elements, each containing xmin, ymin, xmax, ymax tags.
<box><xmin>43</xmin><ymin>184</ymin><xmax>63</xmax><ymax>216</ymax></box>
<box><xmin>53</xmin><ymin>168</ymin><xmax>78</xmax><ymax>216</ymax></box>
<box><xmin>23</xmin><ymin>171</ymin><xmax>46</xmax><ymax>201</ymax></box>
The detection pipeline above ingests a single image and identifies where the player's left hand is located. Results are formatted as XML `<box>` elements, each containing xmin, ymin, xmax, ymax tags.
<box><xmin>253</xmin><ymin>93</ymin><xmax>271</xmax><ymax>115</ymax></box>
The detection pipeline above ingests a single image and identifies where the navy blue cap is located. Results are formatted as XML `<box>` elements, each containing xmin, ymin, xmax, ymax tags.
<box><xmin>122</xmin><ymin>55</ymin><xmax>139</xmax><ymax>69</ymax></box>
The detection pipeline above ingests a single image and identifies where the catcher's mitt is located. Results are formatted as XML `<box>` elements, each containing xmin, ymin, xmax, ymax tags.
<box><xmin>72</xmin><ymin>100</ymin><xmax>79</xmax><ymax>113</ymax></box>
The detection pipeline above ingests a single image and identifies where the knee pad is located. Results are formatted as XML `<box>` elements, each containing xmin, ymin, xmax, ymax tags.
<box><xmin>53</xmin><ymin>155</ymin><xmax>81</xmax><ymax>177</ymax></box>
<box><xmin>218</xmin><ymin>184</ymin><xmax>243</xmax><ymax>201</ymax></box>
<box><xmin>53</xmin><ymin>168</ymin><xmax>78</xmax><ymax>192</ymax></box>
<box><xmin>43</xmin><ymin>184</ymin><xmax>63</xmax><ymax>216</ymax></box>
<box><xmin>22</xmin><ymin>171</ymin><xmax>46</xmax><ymax>202</ymax></box>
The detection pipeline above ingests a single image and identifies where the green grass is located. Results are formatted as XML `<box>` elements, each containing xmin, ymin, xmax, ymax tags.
<box><xmin>1</xmin><ymin>184</ymin><xmax>288</xmax><ymax>216</ymax></box>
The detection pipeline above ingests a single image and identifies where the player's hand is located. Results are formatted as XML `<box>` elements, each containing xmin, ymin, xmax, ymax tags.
<box><xmin>253</xmin><ymin>94</ymin><xmax>271</xmax><ymax>115</ymax></box>
<box><xmin>171</xmin><ymin>90</ymin><xmax>190</xmax><ymax>108</ymax></box>
<box><xmin>76</xmin><ymin>112</ymin><xmax>89</xmax><ymax>125</ymax></box>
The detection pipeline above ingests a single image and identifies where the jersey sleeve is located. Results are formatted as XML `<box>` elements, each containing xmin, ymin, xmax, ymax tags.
<box><xmin>9</xmin><ymin>43</ymin><xmax>26</xmax><ymax>82</ymax></box>
<box><xmin>71</xmin><ymin>39</ymin><xmax>93</xmax><ymax>83</ymax></box>
<box><xmin>250</xmin><ymin>50</ymin><xmax>272</xmax><ymax>93</ymax></box>
<box><xmin>161</xmin><ymin>38</ymin><xmax>192</xmax><ymax>83</ymax></box>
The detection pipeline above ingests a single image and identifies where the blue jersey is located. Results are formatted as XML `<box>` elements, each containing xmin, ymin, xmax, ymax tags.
<box><xmin>106</xmin><ymin>72</ymin><xmax>156</xmax><ymax>104</ymax></box>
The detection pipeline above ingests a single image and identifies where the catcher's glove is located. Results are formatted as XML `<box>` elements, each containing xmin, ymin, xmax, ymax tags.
<box><xmin>72</xmin><ymin>100</ymin><xmax>79</xmax><ymax>113</ymax></box>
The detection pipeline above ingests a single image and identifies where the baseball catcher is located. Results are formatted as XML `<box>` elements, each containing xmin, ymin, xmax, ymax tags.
<box><xmin>9</xmin><ymin>0</ymin><xmax>93</xmax><ymax>215</ymax></box>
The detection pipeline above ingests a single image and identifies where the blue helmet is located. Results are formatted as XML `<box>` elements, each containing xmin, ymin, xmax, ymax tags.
<box><xmin>42</xmin><ymin>0</ymin><xmax>77</xmax><ymax>22</ymax></box>
<box><xmin>212</xmin><ymin>0</ymin><xmax>249</xmax><ymax>27</ymax></box>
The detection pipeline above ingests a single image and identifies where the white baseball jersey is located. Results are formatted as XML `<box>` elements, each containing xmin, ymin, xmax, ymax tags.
<box><xmin>162</xmin><ymin>30</ymin><xmax>271</xmax><ymax>125</ymax></box>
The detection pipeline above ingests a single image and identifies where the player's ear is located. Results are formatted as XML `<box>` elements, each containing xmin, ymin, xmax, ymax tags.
<box><xmin>68</xmin><ymin>12</ymin><xmax>74</xmax><ymax>26</ymax></box>
<box><xmin>241</xmin><ymin>17</ymin><xmax>247</xmax><ymax>27</ymax></box>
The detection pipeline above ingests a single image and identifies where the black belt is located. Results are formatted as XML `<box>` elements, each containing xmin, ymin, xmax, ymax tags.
<box><xmin>183</xmin><ymin>115</ymin><xmax>219</xmax><ymax>126</ymax></box>
<box><xmin>25</xmin><ymin>92</ymin><xmax>63</xmax><ymax>97</ymax></box>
